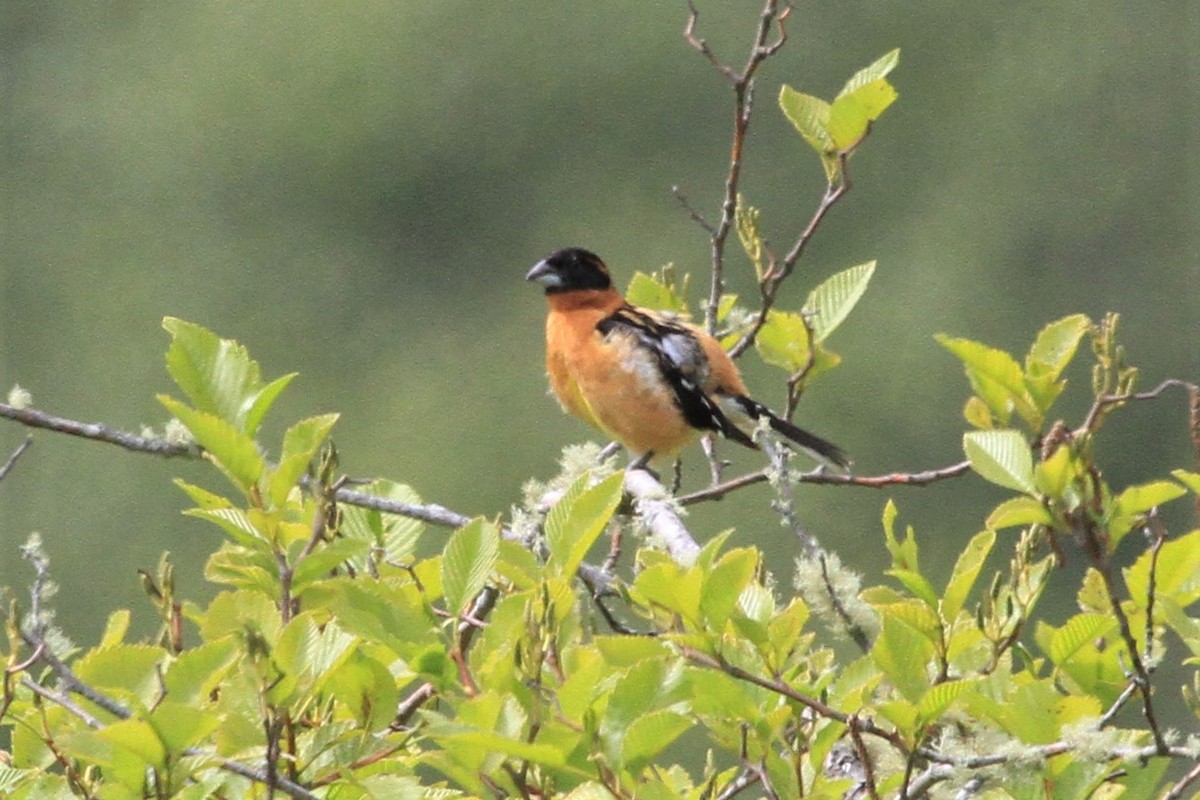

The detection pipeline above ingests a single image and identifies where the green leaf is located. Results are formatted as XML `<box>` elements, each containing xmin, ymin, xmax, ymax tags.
<box><xmin>700</xmin><ymin>547</ymin><xmax>759</xmax><ymax>629</ymax></box>
<box><xmin>147</xmin><ymin>702</ymin><xmax>220</xmax><ymax>754</ymax></box>
<box><xmin>1042</xmin><ymin>613</ymin><xmax>1117</xmax><ymax>667</ymax></box>
<box><xmin>620</xmin><ymin>710</ymin><xmax>692</xmax><ymax>773</ymax></box>
<box><xmin>99</xmin><ymin>609</ymin><xmax>131</xmax><ymax>649</ymax></box>
<box><xmin>625</xmin><ymin>271</ymin><xmax>687</xmax><ymax>314</ymax></box>
<box><xmin>735</xmin><ymin>198</ymin><xmax>766</xmax><ymax>278</ymax></box>
<box><xmin>163</xmin><ymin>639</ymin><xmax>239</xmax><ymax>705</ymax></box>
<box><xmin>828</xmin><ymin>79</ymin><xmax>897</xmax><ymax>150</ymax></box>
<box><xmin>802</xmin><ymin>261</ymin><xmax>875</xmax><ymax>343</ymax></box>
<box><xmin>917</xmin><ymin>678</ymin><xmax>976</xmax><ymax>720</ymax></box>
<box><xmin>1107</xmin><ymin>480</ymin><xmax>1187</xmax><ymax>548</ymax></box>
<box><xmin>267</xmin><ymin>413</ymin><xmax>339</xmax><ymax>507</ymax></box>
<box><xmin>339</xmin><ymin>479</ymin><xmax>425</xmax><ymax>567</ymax></box>
<box><xmin>873</xmin><ymin>612</ymin><xmax>934</xmax><ymax>702</ymax></box>
<box><xmin>74</xmin><ymin>644</ymin><xmax>163</xmax><ymax>706</ymax></box>
<box><xmin>184</xmin><ymin>506</ymin><xmax>265</xmax><ymax>546</ymax></box>
<box><xmin>936</xmin><ymin>335</ymin><xmax>1029</xmax><ymax>427</ymax></box>
<box><xmin>1026</xmin><ymin>313</ymin><xmax>1090</xmax><ymax>383</ymax></box>
<box><xmin>95</xmin><ymin>719</ymin><xmax>166</xmax><ymax>774</ymax></box>
<box><xmin>546</xmin><ymin>472</ymin><xmax>623</xmax><ymax>578</ymax></box>
<box><xmin>963</xmin><ymin>430</ymin><xmax>1036</xmax><ymax>493</ymax></box>
<box><xmin>325</xmin><ymin>651</ymin><xmax>401</xmax><ymax>730</ymax></box>
<box><xmin>159</xmin><ymin>395</ymin><xmax>264</xmax><ymax>490</ymax></box>
<box><xmin>1172</xmin><ymin>469</ymin><xmax>1200</xmax><ymax>494</ymax></box>
<box><xmin>941</xmin><ymin>529</ymin><xmax>994</xmax><ymax>620</ymax></box>
<box><xmin>163</xmin><ymin>317</ymin><xmax>295</xmax><ymax>434</ymax></box>
<box><xmin>985</xmin><ymin>496</ymin><xmax>1054</xmax><ymax>530</ymax></box>
<box><xmin>778</xmin><ymin>85</ymin><xmax>832</xmax><ymax>154</ymax></box>
<box><xmin>601</xmin><ymin>659</ymin><xmax>685</xmax><ymax>766</ymax></box>
<box><xmin>441</xmin><ymin>518</ymin><xmax>500</xmax><ymax>615</ymax></box>
<box><xmin>838</xmin><ymin>48</ymin><xmax>901</xmax><ymax>97</ymax></box>
<box><xmin>755</xmin><ymin>310</ymin><xmax>813</xmax><ymax>373</ymax></box>
<box><xmin>1033</xmin><ymin>444</ymin><xmax>1076</xmax><ymax>499</ymax></box>
<box><xmin>1124</xmin><ymin>529</ymin><xmax>1200</xmax><ymax>607</ymax></box>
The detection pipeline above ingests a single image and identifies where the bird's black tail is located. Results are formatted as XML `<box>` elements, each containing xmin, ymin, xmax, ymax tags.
<box><xmin>764</xmin><ymin>412</ymin><xmax>851</xmax><ymax>470</ymax></box>
<box><xmin>730</xmin><ymin>395</ymin><xmax>851</xmax><ymax>469</ymax></box>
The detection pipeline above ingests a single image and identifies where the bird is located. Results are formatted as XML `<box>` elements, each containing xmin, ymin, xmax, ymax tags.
<box><xmin>526</xmin><ymin>247</ymin><xmax>849</xmax><ymax>470</ymax></box>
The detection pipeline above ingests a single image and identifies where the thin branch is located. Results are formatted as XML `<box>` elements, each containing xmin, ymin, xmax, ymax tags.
<box><xmin>0</xmin><ymin>435</ymin><xmax>33</xmax><ymax>481</ymax></box>
<box><xmin>1163</xmin><ymin>760</ymin><xmax>1200</xmax><ymax>800</ymax></box>
<box><xmin>727</xmin><ymin>148</ymin><xmax>855</xmax><ymax>359</ymax></box>
<box><xmin>682</xmin><ymin>0</ymin><xmax>793</xmax><ymax>334</ymax></box>
<box><xmin>676</xmin><ymin>460</ymin><xmax>972</xmax><ymax>505</ymax></box>
<box><xmin>1077</xmin><ymin>378</ymin><xmax>1196</xmax><ymax>436</ymax></box>
<box><xmin>0</xmin><ymin>402</ymin><xmax>197</xmax><ymax>457</ymax></box>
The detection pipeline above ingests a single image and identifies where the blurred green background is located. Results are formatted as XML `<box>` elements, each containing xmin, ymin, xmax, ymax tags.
<box><xmin>2</xmin><ymin>0</ymin><xmax>1197</xmax><ymax>664</ymax></box>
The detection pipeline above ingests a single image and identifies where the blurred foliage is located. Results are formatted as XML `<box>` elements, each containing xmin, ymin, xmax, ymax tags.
<box><xmin>1</xmin><ymin>1</ymin><xmax>1196</xmax><ymax>687</ymax></box>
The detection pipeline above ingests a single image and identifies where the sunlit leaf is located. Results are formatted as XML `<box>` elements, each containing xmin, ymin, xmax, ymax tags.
<box><xmin>159</xmin><ymin>395</ymin><xmax>264</xmax><ymax>491</ymax></box>
<box><xmin>985</xmin><ymin>496</ymin><xmax>1053</xmax><ymax>530</ymax></box>
<box><xmin>546</xmin><ymin>472</ymin><xmax>623</xmax><ymax>579</ymax></box>
<box><xmin>963</xmin><ymin>430</ymin><xmax>1036</xmax><ymax>493</ymax></box>
<box><xmin>941</xmin><ymin>529</ymin><xmax>995</xmax><ymax>620</ymax></box>
<box><xmin>441</xmin><ymin>518</ymin><xmax>499</xmax><ymax>615</ymax></box>
<box><xmin>267</xmin><ymin>413</ymin><xmax>339</xmax><ymax>507</ymax></box>
<box><xmin>802</xmin><ymin>261</ymin><xmax>875</xmax><ymax>343</ymax></box>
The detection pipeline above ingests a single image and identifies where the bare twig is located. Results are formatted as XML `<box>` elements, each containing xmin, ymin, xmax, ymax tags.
<box><xmin>1163</xmin><ymin>760</ymin><xmax>1200</xmax><ymax>800</ymax></box>
<box><xmin>682</xmin><ymin>0</ymin><xmax>793</xmax><ymax>333</ymax></box>
<box><xmin>0</xmin><ymin>436</ymin><xmax>33</xmax><ymax>481</ymax></box>
<box><xmin>1077</xmin><ymin>378</ymin><xmax>1196</xmax><ymax>436</ymax></box>
<box><xmin>676</xmin><ymin>460</ymin><xmax>972</xmax><ymax>505</ymax></box>
<box><xmin>0</xmin><ymin>402</ymin><xmax>196</xmax><ymax>457</ymax></box>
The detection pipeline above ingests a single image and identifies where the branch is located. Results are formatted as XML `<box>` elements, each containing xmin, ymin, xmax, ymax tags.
<box><xmin>682</xmin><ymin>0</ymin><xmax>793</xmax><ymax>333</ymax></box>
<box><xmin>676</xmin><ymin>460</ymin><xmax>972</xmax><ymax>505</ymax></box>
<box><xmin>624</xmin><ymin>467</ymin><xmax>700</xmax><ymax>565</ymax></box>
<box><xmin>0</xmin><ymin>436</ymin><xmax>33</xmax><ymax>481</ymax></box>
<box><xmin>1077</xmin><ymin>378</ymin><xmax>1197</xmax><ymax>437</ymax></box>
<box><xmin>0</xmin><ymin>402</ymin><xmax>197</xmax><ymax>457</ymax></box>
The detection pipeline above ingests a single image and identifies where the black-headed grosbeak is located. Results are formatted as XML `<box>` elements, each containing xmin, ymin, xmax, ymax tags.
<box><xmin>527</xmin><ymin>247</ymin><xmax>850</xmax><ymax>469</ymax></box>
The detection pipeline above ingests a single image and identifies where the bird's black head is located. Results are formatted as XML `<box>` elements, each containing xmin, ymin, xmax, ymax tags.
<box><xmin>526</xmin><ymin>248</ymin><xmax>612</xmax><ymax>294</ymax></box>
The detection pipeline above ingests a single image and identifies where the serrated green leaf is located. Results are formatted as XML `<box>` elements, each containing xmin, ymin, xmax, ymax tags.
<box><xmin>962</xmin><ymin>395</ymin><xmax>994</xmax><ymax>429</ymax></box>
<box><xmin>828</xmin><ymin>79</ymin><xmax>897</xmax><ymax>149</ymax></box>
<box><xmin>873</xmin><ymin>612</ymin><xmax>934</xmax><ymax>702</ymax></box>
<box><xmin>986</xmin><ymin>496</ymin><xmax>1054</xmax><ymax>530</ymax></box>
<box><xmin>838</xmin><ymin>49</ymin><xmax>901</xmax><ymax>97</ymax></box>
<box><xmin>1033</xmin><ymin>443</ymin><xmax>1076</xmax><ymax>499</ymax></box>
<box><xmin>917</xmin><ymin>678</ymin><xmax>976</xmax><ymax>720</ymax></box>
<box><xmin>779</xmin><ymin>85</ymin><xmax>832</xmax><ymax>154</ymax></box>
<box><xmin>802</xmin><ymin>261</ymin><xmax>875</xmax><ymax>343</ymax></box>
<box><xmin>625</xmin><ymin>271</ymin><xmax>687</xmax><ymax>314</ymax></box>
<box><xmin>325</xmin><ymin>652</ymin><xmax>400</xmax><ymax>730</ymax></box>
<box><xmin>621</xmin><ymin>710</ymin><xmax>692</xmax><ymax>772</ymax></box>
<box><xmin>147</xmin><ymin>702</ymin><xmax>220</xmax><ymax>754</ymax></box>
<box><xmin>594</xmin><ymin>635</ymin><xmax>672</xmax><ymax>667</ymax></box>
<box><xmin>291</xmin><ymin>537</ymin><xmax>370</xmax><ymax>593</ymax></box>
<box><xmin>942</xmin><ymin>529</ymin><xmax>995</xmax><ymax>620</ymax></box>
<box><xmin>600</xmin><ymin>659</ymin><xmax>685</xmax><ymax>766</ymax></box>
<box><xmin>184</xmin><ymin>506</ymin><xmax>265</xmax><ymax>546</ymax></box>
<box><xmin>159</xmin><ymin>395</ymin><xmax>264</xmax><ymax>490</ymax></box>
<box><xmin>204</xmin><ymin>544</ymin><xmax>277</xmax><ymax>593</ymax></box>
<box><xmin>74</xmin><ymin>644</ymin><xmax>162</xmax><ymax>706</ymax></box>
<box><xmin>963</xmin><ymin>430</ymin><xmax>1036</xmax><ymax>493</ymax></box>
<box><xmin>339</xmin><ymin>479</ymin><xmax>425</xmax><ymax>567</ymax></box>
<box><xmin>1125</xmin><ymin>529</ymin><xmax>1200</xmax><ymax>607</ymax></box>
<box><xmin>546</xmin><ymin>472</ymin><xmax>623</xmax><ymax>579</ymax></box>
<box><xmin>1108</xmin><ymin>479</ymin><xmax>1188</xmax><ymax>548</ymax></box>
<box><xmin>1044</xmin><ymin>613</ymin><xmax>1116</xmax><ymax>667</ymax></box>
<box><xmin>1172</xmin><ymin>469</ymin><xmax>1200</xmax><ymax>494</ymax></box>
<box><xmin>164</xmin><ymin>639</ymin><xmax>239</xmax><ymax>705</ymax></box>
<box><xmin>441</xmin><ymin>518</ymin><xmax>499</xmax><ymax>615</ymax></box>
<box><xmin>163</xmin><ymin>317</ymin><xmax>293</xmax><ymax>435</ymax></box>
<box><xmin>1026</xmin><ymin>313</ymin><xmax>1090</xmax><ymax>382</ymax></box>
<box><xmin>936</xmin><ymin>335</ymin><xmax>1030</xmax><ymax>427</ymax></box>
<box><xmin>268</xmin><ymin>413</ymin><xmax>339</xmax><ymax>507</ymax></box>
<box><xmin>239</xmin><ymin>372</ymin><xmax>296</xmax><ymax>439</ymax></box>
<box><xmin>755</xmin><ymin>309</ymin><xmax>813</xmax><ymax>373</ymax></box>
<box><xmin>99</xmin><ymin>609</ymin><xmax>131</xmax><ymax>649</ymax></box>
<box><xmin>700</xmin><ymin>547</ymin><xmax>759</xmax><ymax>629</ymax></box>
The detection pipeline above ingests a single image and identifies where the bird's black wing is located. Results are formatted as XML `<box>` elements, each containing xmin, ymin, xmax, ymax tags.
<box><xmin>596</xmin><ymin>305</ymin><xmax>756</xmax><ymax>448</ymax></box>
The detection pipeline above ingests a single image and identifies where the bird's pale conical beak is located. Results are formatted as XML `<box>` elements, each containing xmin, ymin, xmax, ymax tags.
<box><xmin>525</xmin><ymin>259</ymin><xmax>561</xmax><ymax>288</ymax></box>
